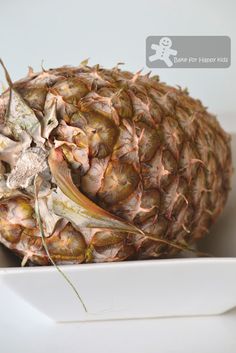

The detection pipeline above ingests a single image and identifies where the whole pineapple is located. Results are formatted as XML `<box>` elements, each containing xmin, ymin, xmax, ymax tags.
<box><xmin>0</xmin><ymin>61</ymin><xmax>232</xmax><ymax>265</ymax></box>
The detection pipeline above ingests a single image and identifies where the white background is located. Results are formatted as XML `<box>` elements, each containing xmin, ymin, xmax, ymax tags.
<box><xmin>0</xmin><ymin>0</ymin><xmax>236</xmax><ymax>131</ymax></box>
<box><xmin>0</xmin><ymin>0</ymin><xmax>236</xmax><ymax>352</ymax></box>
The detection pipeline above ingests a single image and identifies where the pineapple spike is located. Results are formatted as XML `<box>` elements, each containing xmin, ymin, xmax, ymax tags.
<box><xmin>80</xmin><ymin>58</ymin><xmax>90</xmax><ymax>66</ymax></box>
<box><xmin>21</xmin><ymin>254</ymin><xmax>29</xmax><ymax>267</ymax></box>
<box><xmin>27</xmin><ymin>66</ymin><xmax>34</xmax><ymax>77</ymax></box>
<box><xmin>132</xmin><ymin>68</ymin><xmax>143</xmax><ymax>82</ymax></box>
<box><xmin>41</xmin><ymin>59</ymin><xmax>46</xmax><ymax>72</ymax></box>
<box><xmin>113</xmin><ymin>62</ymin><xmax>125</xmax><ymax>70</ymax></box>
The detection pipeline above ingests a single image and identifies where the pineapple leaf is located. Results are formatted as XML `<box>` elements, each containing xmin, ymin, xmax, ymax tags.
<box><xmin>144</xmin><ymin>233</ymin><xmax>211</xmax><ymax>257</ymax></box>
<box><xmin>0</xmin><ymin>58</ymin><xmax>13</xmax><ymax>87</ymax></box>
<box><xmin>37</xmin><ymin>193</ymin><xmax>61</xmax><ymax>237</ymax></box>
<box><xmin>48</xmin><ymin>148</ymin><xmax>142</xmax><ymax>234</ymax></box>
<box><xmin>7</xmin><ymin>88</ymin><xmax>45</xmax><ymax>144</ymax></box>
<box><xmin>0</xmin><ymin>59</ymin><xmax>44</xmax><ymax>144</ymax></box>
<box><xmin>34</xmin><ymin>174</ymin><xmax>88</xmax><ymax>312</ymax></box>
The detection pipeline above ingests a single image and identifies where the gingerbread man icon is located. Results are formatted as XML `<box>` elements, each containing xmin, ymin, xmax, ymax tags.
<box><xmin>149</xmin><ymin>37</ymin><xmax>177</xmax><ymax>67</ymax></box>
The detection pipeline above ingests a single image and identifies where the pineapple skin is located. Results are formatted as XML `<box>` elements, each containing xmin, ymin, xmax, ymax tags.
<box><xmin>0</xmin><ymin>64</ymin><xmax>232</xmax><ymax>265</ymax></box>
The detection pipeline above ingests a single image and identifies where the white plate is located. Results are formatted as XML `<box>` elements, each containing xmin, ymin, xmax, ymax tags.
<box><xmin>0</xmin><ymin>134</ymin><xmax>235</xmax><ymax>322</ymax></box>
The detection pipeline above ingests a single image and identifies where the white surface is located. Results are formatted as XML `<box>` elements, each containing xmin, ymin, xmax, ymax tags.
<box><xmin>0</xmin><ymin>282</ymin><xmax>236</xmax><ymax>353</ymax></box>
<box><xmin>2</xmin><ymin>258</ymin><xmax>236</xmax><ymax>322</ymax></box>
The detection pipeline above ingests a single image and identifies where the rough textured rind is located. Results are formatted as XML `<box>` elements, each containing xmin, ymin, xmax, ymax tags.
<box><xmin>0</xmin><ymin>64</ymin><xmax>232</xmax><ymax>265</ymax></box>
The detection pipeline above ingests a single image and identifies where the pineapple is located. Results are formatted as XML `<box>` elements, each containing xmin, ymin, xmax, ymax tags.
<box><xmin>0</xmin><ymin>62</ymin><xmax>232</xmax><ymax>265</ymax></box>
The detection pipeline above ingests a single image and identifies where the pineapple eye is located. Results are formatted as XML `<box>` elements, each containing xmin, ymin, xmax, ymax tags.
<box><xmin>98</xmin><ymin>161</ymin><xmax>139</xmax><ymax>204</ymax></box>
<box><xmin>70</xmin><ymin>111</ymin><xmax>119</xmax><ymax>158</ymax></box>
<box><xmin>52</xmin><ymin>78</ymin><xmax>89</xmax><ymax>104</ymax></box>
<box><xmin>16</xmin><ymin>86</ymin><xmax>47</xmax><ymax>111</ymax></box>
<box><xmin>1</xmin><ymin>197</ymin><xmax>36</xmax><ymax>229</ymax></box>
<box><xmin>136</xmin><ymin>122</ymin><xmax>161</xmax><ymax>162</ymax></box>
<box><xmin>46</xmin><ymin>224</ymin><xmax>86</xmax><ymax>261</ymax></box>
